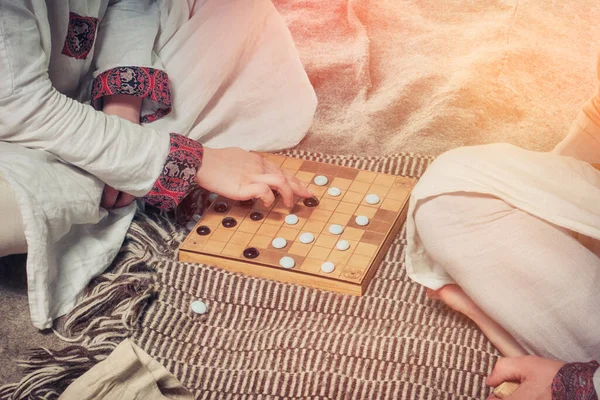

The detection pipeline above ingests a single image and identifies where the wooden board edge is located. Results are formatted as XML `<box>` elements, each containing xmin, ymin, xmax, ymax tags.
<box><xmin>360</xmin><ymin>190</ymin><xmax>411</xmax><ymax>294</ymax></box>
<box><xmin>178</xmin><ymin>251</ymin><xmax>363</xmax><ymax>296</ymax></box>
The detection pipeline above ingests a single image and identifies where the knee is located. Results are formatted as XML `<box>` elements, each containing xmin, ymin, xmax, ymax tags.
<box><xmin>414</xmin><ymin>194</ymin><xmax>466</xmax><ymax>238</ymax></box>
<box><xmin>413</xmin><ymin>193</ymin><xmax>508</xmax><ymax>263</ymax></box>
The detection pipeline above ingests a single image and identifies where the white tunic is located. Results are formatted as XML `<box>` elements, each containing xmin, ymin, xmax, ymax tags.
<box><xmin>405</xmin><ymin>143</ymin><xmax>600</xmax><ymax>290</ymax></box>
<box><xmin>0</xmin><ymin>0</ymin><xmax>316</xmax><ymax>328</ymax></box>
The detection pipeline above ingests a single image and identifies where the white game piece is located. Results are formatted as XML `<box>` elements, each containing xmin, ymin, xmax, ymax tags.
<box><xmin>336</xmin><ymin>240</ymin><xmax>350</xmax><ymax>251</ymax></box>
<box><xmin>190</xmin><ymin>300</ymin><xmax>207</xmax><ymax>315</ymax></box>
<box><xmin>314</xmin><ymin>175</ymin><xmax>328</xmax><ymax>186</ymax></box>
<box><xmin>186</xmin><ymin>221</ymin><xmax>196</xmax><ymax>231</ymax></box>
<box><xmin>321</xmin><ymin>262</ymin><xmax>335</xmax><ymax>273</ymax></box>
<box><xmin>208</xmin><ymin>193</ymin><xmax>218</xmax><ymax>202</ymax></box>
<box><xmin>192</xmin><ymin>214</ymin><xmax>202</xmax><ymax>222</ymax></box>
<box><xmin>328</xmin><ymin>224</ymin><xmax>344</xmax><ymax>235</ymax></box>
<box><xmin>355</xmin><ymin>215</ymin><xmax>370</xmax><ymax>226</ymax></box>
<box><xmin>285</xmin><ymin>214</ymin><xmax>299</xmax><ymax>225</ymax></box>
<box><xmin>279</xmin><ymin>256</ymin><xmax>296</xmax><ymax>269</ymax></box>
<box><xmin>299</xmin><ymin>232</ymin><xmax>315</xmax><ymax>244</ymax></box>
<box><xmin>272</xmin><ymin>237</ymin><xmax>287</xmax><ymax>249</ymax></box>
<box><xmin>365</xmin><ymin>194</ymin><xmax>380</xmax><ymax>205</ymax></box>
<box><xmin>327</xmin><ymin>187</ymin><xmax>341</xmax><ymax>197</ymax></box>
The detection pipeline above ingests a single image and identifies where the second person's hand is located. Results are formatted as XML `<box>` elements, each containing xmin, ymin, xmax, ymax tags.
<box><xmin>195</xmin><ymin>147</ymin><xmax>313</xmax><ymax>208</ymax></box>
<box><xmin>487</xmin><ymin>356</ymin><xmax>564</xmax><ymax>400</ymax></box>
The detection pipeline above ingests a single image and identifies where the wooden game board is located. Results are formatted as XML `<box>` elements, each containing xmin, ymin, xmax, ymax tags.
<box><xmin>178</xmin><ymin>154</ymin><xmax>416</xmax><ymax>296</ymax></box>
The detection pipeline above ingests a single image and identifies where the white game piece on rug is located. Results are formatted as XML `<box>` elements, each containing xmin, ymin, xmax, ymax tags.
<box><xmin>314</xmin><ymin>175</ymin><xmax>328</xmax><ymax>186</ymax></box>
<box><xmin>191</xmin><ymin>300</ymin><xmax>207</xmax><ymax>315</ymax></box>
<box><xmin>279</xmin><ymin>256</ymin><xmax>295</xmax><ymax>269</ymax></box>
<box><xmin>336</xmin><ymin>240</ymin><xmax>350</xmax><ymax>251</ymax></box>
<box><xmin>327</xmin><ymin>187</ymin><xmax>341</xmax><ymax>197</ymax></box>
<box><xmin>365</xmin><ymin>194</ymin><xmax>380</xmax><ymax>205</ymax></box>
<box><xmin>299</xmin><ymin>232</ymin><xmax>315</xmax><ymax>244</ymax></box>
<box><xmin>328</xmin><ymin>224</ymin><xmax>344</xmax><ymax>235</ymax></box>
<box><xmin>272</xmin><ymin>237</ymin><xmax>287</xmax><ymax>249</ymax></box>
<box><xmin>192</xmin><ymin>214</ymin><xmax>202</xmax><ymax>222</ymax></box>
<box><xmin>355</xmin><ymin>215</ymin><xmax>369</xmax><ymax>226</ymax></box>
<box><xmin>321</xmin><ymin>262</ymin><xmax>335</xmax><ymax>273</ymax></box>
<box><xmin>285</xmin><ymin>214</ymin><xmax>299</xmax><ymax>225</ymax></box>
<box><xmin>186</xmin><ymin>221</ymin><xmax>196</xmax><ymax>231</ymax></box>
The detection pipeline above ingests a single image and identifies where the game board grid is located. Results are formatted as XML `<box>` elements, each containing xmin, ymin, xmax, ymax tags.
<box><xmin>183</xmin><ymin>161</ymin><xmax>409</xmax><ymax>284</ymax></box>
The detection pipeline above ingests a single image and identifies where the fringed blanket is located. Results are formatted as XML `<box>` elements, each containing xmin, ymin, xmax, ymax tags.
<box><xmin>0</xmin><ymin>151</ymin><xmax>501</xmax><ymax>400</ymax></box>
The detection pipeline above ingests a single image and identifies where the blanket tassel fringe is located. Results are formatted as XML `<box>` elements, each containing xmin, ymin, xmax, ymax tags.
<box><xmin>0</xmin><ymin>212</ymin><xmax>175</xmax><ymax>400</ymax></box>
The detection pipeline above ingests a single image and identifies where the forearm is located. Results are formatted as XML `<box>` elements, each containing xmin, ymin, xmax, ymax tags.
<box><xmin>102</xmin><ymin>94</ymin><xmax>143</xmax><ymax>124</ymax></box>
<box><xmin>0</xmin><ymin>83</ymin><xmax>169</xmax><ymax>196</ymax></box>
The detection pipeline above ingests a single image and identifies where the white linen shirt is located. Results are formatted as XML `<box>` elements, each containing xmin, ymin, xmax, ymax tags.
<box><xmin>0</xmin><ymin>0</ymin><xmax>171</xmax><ymax>195</ymax></box>
<box><xmin>0</xmin><ymin>0</ymin><xmax>176</xmax><ymax>329</ymax></box>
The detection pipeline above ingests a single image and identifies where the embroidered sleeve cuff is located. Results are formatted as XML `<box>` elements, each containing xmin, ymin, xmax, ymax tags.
<box><xmin>552</xmin><ymin>361</ymin><xmax>599</xmax><ymax>400</ymax></box>
<box><xmin>92</xmin><ymin>66</ymin><xmax>172</xmax><ymax>123</ymax></box>
<box><xmin>142</xmin><ymin>134</ymin><xmax>203</xmax><ymax>211</ymax></box>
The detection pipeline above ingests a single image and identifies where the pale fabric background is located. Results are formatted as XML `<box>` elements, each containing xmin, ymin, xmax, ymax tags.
<box><xmin>276</xmin><ymin>0</ymin><xmax>600</xmax><ymax>155</ymax></box>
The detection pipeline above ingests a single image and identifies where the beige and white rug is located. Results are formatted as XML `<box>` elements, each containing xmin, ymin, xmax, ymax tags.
<box><xmin>1</xmin><ymin>151</ymin><xmax>501</xmax><ymax>400</ymax></box>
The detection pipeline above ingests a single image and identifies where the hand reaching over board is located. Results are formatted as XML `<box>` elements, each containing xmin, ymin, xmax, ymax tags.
<box><xmin>195</xmin><ymin>147</ymin><xmax>313</xmax><ymax>208</ymax></box>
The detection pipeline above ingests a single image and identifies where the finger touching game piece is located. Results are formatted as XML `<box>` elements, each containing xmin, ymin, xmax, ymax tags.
<box><xmin>191</xmin><ymin>300</ymin><xmax>207</xmax><ymax>315</ymax></box>
<box><xmin>272</xmin><ymin>237</ymin><xmax>287</xmax><ymax>249</ymax></box>
<box><xmin>365</xmin><ymin>194</ymin><xmax>380</xmax><ymax>205</ymax></box>
<box><xmin>327</xmin><ymin>187</ymin><xmax>341</xmax><ymax>197</ymax></box>
<box><xmin>279</xmin><ymin>256</ymin><xmax>295</xmax><ymax>269</ymax></box>
<box><xmin>285</xmin><ymin>214</ymin><xmax>299</xmax><ymax>225</ymax></box>
<box><xmin>303</xmin><ymin>197</ymin><xmax>320</xmax><ymax>207</ymax></box>
<box><xmin>299</xmin><ymin>232</ymin><xmax>315</xmax><ymax>244</ymax></box>
<box><xmin>329</xmin><ymin>224</ymin><xmax>344</xmax><ymax>235</ymax></box>
<box><xmin>321</xmin><ymin>262</ymin><xmax>335</xmax><ymax>273</ymax></box>
<box><xmin>243</xmin><ymin>247</ymin><xmax>260</xmax><ymax>259</ymax></box>
<box><xmin>355</xmin><ymin>215</ymin><xmax>369</xmax><ymax>226</ymax></box>
<box><xmin>336</xmin><ymin>240</ymin><xmax>350</xmax><ymax>251</ymax></box>
<box><xmin>314</xmin><ymin>175</ymin><xmax>328</xmax><ymax>186</ymax></box>
<box><xmin>186</xmin><ymin>221</ymin><xmax>196</xmax><ymax>231</ymax></box>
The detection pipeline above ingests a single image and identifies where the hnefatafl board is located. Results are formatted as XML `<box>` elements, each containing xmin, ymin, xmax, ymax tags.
<box><xmin>179</xmin><ymin>154</ymin><xmax>416</xmax><ymax>296</ymax></box>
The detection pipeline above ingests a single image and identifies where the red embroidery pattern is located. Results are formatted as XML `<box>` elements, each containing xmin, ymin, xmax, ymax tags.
<box><xmin>92</xmin><ymin>67</ymin><xmax>172</xmax><ymax>123</ymax></box>
<box><xmin>552</xmin><ymin>361</ymin><xmax>599</xmax><ymax>400</ymax></box>
<box><xmin>143</xmin><ymin>134</ymin><xmax>203</xmax><ymax>211</ymax></box>
<box><xmin>61</xmin><ymin>12</ymin><xmax>99</xmax><ymax>60</ymax></box>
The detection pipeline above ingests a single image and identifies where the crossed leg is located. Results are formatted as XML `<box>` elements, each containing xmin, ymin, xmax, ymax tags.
<box><xmin>413</xmin><ymin>192</ymin><xmax>600</xmax><ymax>363</ymax></box>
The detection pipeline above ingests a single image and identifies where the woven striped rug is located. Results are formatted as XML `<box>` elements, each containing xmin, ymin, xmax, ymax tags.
<box><xmin>1</xmin><ymin>151</ymin><xmax>501</xmax><ymax>400</ymax></box>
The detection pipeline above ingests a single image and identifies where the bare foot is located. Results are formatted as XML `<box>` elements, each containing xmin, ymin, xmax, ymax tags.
<box><xmin>427</xmin><ymin>284</ymin><xmax>527</xmax><ymax>358</ymax></box>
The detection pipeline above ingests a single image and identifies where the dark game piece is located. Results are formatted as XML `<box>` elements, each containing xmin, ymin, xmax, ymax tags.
<box><xmin>243</xmin><ymin>247</ymin><xmax>260</xmax><ymax>259</ymax></box>
<box><xmin>196</xmin><ymin>225</ymin><xmax>211</xmax><ymax>236</ymax></box>
<box><xmin>222</xmin><ymin>217</ymin><xmax>237</xmax><ymax>228</ymax></box>
<box><xmin>249</xmin><ymin>211</ymin><xmax>264</xmax><ymax>221</ymax></box>
<box><xmin>214</xmin><ymin>202</ymin><xmax>229</xmax><ymax>213</ymax></box>
<box><xmin>240</xmin><ymin>199</ymin><xmax>254</xmax><ymax>206</ymax></box>
<box><xmin>303</xmin><ymin>196</ymin><xmax>320</xmax><ymax>207</ymax></box>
